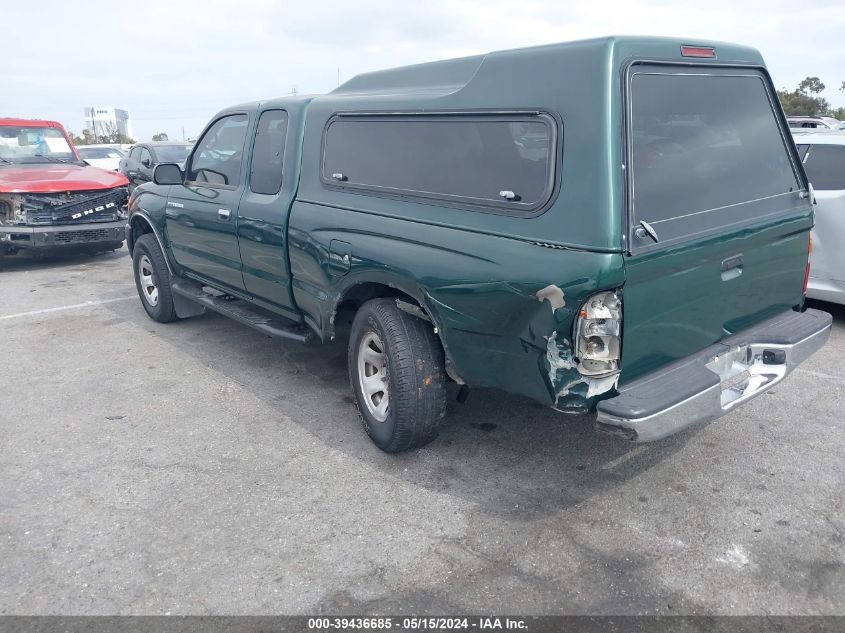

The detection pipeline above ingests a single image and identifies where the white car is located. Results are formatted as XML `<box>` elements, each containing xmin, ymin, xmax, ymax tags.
<box><xmin>76</xmin><ymin>145</ymin><xmax>125</xmax><ymax>171</ymax></box>
<box><xmin>795</xmin><ymin>132</ymin><xmax>845</xmax><ymax>304</ymax></box>
<box><xmin>788</xmin><ymin>116</ymin><xmax>845</xmax><ymax>131</ymax></box>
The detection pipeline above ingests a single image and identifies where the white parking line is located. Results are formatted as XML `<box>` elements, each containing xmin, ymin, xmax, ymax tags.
<box><xmin>0</xmin><ymin>296</ymin><xmax>135</xmax><ymax>321</ymax></box>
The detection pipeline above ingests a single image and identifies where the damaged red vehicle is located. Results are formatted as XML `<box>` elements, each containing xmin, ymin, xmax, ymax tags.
<box><xmin>0</xmin><ymin>118</ymin><xmax>128</xmax><ymax>258</ymax></box>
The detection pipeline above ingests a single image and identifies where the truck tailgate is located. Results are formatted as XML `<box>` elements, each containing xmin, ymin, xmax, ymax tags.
<box><xmin>620</xmin><ymin>64</ymin><xmax>812</xmax><ymax>383</ymax></box>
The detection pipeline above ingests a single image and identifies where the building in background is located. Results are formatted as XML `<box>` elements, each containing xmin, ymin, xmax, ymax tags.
<box><xmin>83</xmin><ymin>107</ymin><xmax>133</xmax><ymax>141</ymax></box>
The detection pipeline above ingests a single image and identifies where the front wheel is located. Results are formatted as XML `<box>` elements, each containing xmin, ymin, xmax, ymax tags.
<box><xmin>132</xmin><ymin>233</ymin><xmax>177</xmax><ymax>323</ymax></box>
<box><xmin>348</xmin><ymin>298</ymin><xmax>447</xmax><ymax>453</ymax></box>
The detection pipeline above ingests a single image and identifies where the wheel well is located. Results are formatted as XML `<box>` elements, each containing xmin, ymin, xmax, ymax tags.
<box><xmin>333</xmin><ymin>282</ymin><xmax>464</xmax><ymax>385</ymax></box>
<box><xmin>334</xmin><ymin>283</ymin><xmax>418</xmax><ymax>327</ymax></box>
<box><xmin>128</xmin><ymin>215</ymin><xmax>154</xmax><ymax>253</ymax></box>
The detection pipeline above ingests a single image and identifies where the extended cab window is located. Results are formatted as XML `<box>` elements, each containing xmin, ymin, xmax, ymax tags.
<box><xmin>321</xmin><ymin>114</ymin><xmax>555</xmax><ymax>213</ymax></box>
<box><xmin>188</xmin><ymin>114</ymin><xmax>248</xmax><ymax>187</ymax></box>
<box><xmin>800</xmin><ymin>145</ymin><xmax>845</xmax><ymax>190</ymax></box>
<box><xmin>250</xmin><ymin>110</ymin><xmax>288</xmax><ymax>195</ymax></box>
<box><xmin>631</xmin><ymin>71</ymin><xmax>800</xmax><ymax>246</ymax></box>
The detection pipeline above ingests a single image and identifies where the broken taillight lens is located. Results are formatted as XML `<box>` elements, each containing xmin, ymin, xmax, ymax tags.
<box><xmin>574</xmin><ymin>290</ymin><xmax>622</xmax><ymax>376</ymax></box>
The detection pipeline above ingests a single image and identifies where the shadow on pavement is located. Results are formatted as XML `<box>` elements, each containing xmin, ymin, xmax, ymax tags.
<box><xmin>107</xmin><ymin>296</ymin><xmax>697</xmax><ymax>523</ymax></box>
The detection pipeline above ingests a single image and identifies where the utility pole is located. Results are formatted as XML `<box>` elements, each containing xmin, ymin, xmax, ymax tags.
<box><xmin>290</xmin><ymin>85</ymin><xmax>298</xmax><ymax>96</ymax></box>
<box><xmin>182</xmin><ymin>125</ymin><xmax>186</xmax><ymax>141</ymax></box>
<box><xmin>337</xmin><ymin>67</ymin><xmax>340</xmax><ymax>87</ymax></box>
<box><xmin>90</xmin><ymin>106</ymin><xmax>97</xmax><ymax>143</ymax></box>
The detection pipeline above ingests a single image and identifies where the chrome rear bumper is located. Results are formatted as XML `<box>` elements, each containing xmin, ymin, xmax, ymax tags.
<box><xmin>596</xmin><ymin>308</ymin><xmax>832</xmax><ymax>442</ymax></box>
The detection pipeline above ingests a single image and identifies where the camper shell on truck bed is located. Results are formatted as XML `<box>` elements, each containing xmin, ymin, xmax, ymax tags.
<box><xmin>126</xmin><ymin>36</ymin><xmax>831</xmax><ymax>452</ymax></box>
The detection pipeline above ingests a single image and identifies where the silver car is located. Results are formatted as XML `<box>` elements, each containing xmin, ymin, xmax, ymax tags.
<box><xmin>795</xmin><ymin>132</ymin><xmax>845</xmax><ymax>304</ymax></box>
<box><xmin>788</xmin><ymin>116</ymin><xmax>845</xmax><ymax>131</ymax></box>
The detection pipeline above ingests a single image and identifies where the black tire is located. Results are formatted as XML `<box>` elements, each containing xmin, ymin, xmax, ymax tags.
<box><xmin>348</xmin><ymin>298</ymin><xmax>447</xmax><ymax>453</ymax></box>
<box><xmin>132</xmin><ymin>233</ymin><xmax>177</xmax><ymax>323</ymax></box>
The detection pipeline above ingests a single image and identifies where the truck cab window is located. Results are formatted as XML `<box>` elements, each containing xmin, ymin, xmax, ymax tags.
<box><xmin>188</xmin><ymin>114</ymin><xmax>248</xmax><ymax>187</ymax></box>
<box><xmin>250</xmin><ymin>110</ymin><xmax>288</xmax><ymax>195</ymax></box>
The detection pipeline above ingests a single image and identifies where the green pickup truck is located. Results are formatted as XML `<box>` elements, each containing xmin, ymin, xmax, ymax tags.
<box><xmin>126</xmin><ymin>36</ymin><xmax>832</xmax><ymax>452</ymax></box>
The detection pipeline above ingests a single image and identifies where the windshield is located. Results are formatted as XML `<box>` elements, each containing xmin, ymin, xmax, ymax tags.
<box><xmin>78</xmin><ymin>146</ymin><xmax>124</xmax><ymax>159</ymax></box>
<box><xmin>0</xmin><ymin>126</ymin><xmax>78</xmax><ymax>163</ymax></box>
<box><xmin>155</xmin><ymin>145</ymin><xmax>192</xmax><ymax>163</ymax></box>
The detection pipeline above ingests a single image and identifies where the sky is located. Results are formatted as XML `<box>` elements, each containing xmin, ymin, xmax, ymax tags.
<box><xmin>3</xmin><ymin>0</ymin><xmax>845</xmax><ymax>142</ymax></box>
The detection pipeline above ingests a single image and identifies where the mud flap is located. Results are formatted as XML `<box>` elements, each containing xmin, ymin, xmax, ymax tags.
<box><xmin>170</xmin><ymin>276</ymin><xmax>206</xmax><ymax>319</ymax></box>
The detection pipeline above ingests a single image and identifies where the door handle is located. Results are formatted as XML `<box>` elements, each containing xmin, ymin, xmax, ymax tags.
<box><xmin>218</xmin><ymin>208</ymin><xmax>231</xmax><ymax>221</ymax></box>
<box><xmin>721</xmin><ymin>254</ymin><xmax>743</xmax><ymax>281</ymax></box>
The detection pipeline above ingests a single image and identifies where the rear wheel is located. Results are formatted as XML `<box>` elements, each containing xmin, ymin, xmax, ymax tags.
<box><xmin>348</xmin><ymin>298</ymin><xmax>447</xmax><ymax>453</ymax></box>
<box><xmin>132</xmin><ymin>234</ymin><xmax>177</xmax><ymax>323</ymax></box>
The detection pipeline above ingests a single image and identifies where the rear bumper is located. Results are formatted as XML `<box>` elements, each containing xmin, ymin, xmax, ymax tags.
<box><xmin>596</xmin><ymin>308</ymin><xmax>832</xmax><ymax>442</ymax></box>
<box><xmin>0</xmin><ymin>220</ymin><xmax>125</xmax><ymax>252</ymax></box>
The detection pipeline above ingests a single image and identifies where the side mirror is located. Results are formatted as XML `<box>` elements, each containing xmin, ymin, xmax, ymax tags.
<box><xmin>141</xmin><ymin>158</ymin><xmax>152</xmax><ymax>168</ymax></box>
<box><xmin>153</xmin><ymin>163</ymin><xmax>184</xmax><ymax>185</ymax></box>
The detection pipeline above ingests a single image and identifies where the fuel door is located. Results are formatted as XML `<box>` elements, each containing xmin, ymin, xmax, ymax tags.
<box><xmin>328</xmin><ymin>239</ymin><xmax>352</xmax><ymax>276</ymax></box>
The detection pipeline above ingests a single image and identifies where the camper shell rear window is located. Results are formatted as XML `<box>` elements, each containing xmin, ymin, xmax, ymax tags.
<box><xmin>321</xmin><ymin>112</ymin><xmax>557</xmax><ymax>215</ymax></box>
<box><xmin>629</xmin><ymin>67</ymin><xmax>802</xmax><ymax>250</ymax></box>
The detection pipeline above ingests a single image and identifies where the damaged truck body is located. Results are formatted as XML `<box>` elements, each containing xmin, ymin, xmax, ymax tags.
<box><xmin>0</xmin><ymin>118</ymin><xmax>128</xmax><ymax>258</ymax></box>
<box><xmin>125</xmin><ymin>36</ymin><xmax>831</xmax><ymax>452</ymax></box>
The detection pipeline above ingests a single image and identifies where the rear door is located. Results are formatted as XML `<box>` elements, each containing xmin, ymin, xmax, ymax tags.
<box><xmin>124</xmin><ymin>147</ymin><xmax>143</xmax><ymax>191</ymax></box>
<box><xmin>621</xmin><ymin>65</ymin><xmax>812</xmax><ymax>381</ymax></box>
<box><xmin>236</xmin><ymin>109</ymin><xmax>299</xmax><ymax>316</ymax></box>
<box><xmin>136</xmin><ymin>147</ymin><xmax>154</xmax><ymax>187</ymax></box>
<box><xmin>164</xmin><ymin>113</ymin><xmax>250</xmax><ymax>291</ymax></box>
<box><xmin>799</xmin><ymin>143</ymin><xmax>845</xmax><ymax>283</ymax></box>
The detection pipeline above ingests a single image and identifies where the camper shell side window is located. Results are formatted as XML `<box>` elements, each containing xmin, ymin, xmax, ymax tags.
<box><xmin>320</xmin><ymin>112</ymin><xmax>559</xmax><ymax>216</ymax></box>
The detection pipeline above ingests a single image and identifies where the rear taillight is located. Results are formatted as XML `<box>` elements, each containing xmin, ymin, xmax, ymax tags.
<box><xmin>803</xmin><ymin>234</ymin><xmax>812</xmax><ymax>294</ymax></box>
<box><xmin>574</xmin><ymin>290</ymin><xmax>622</xmax><ymax>376</ymax></box>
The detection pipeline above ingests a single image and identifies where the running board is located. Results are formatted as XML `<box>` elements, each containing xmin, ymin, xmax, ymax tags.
<box><xmin>170</xmin><ymin>279</ymin><xmax>314</xmax><ymax>343</ymax></box>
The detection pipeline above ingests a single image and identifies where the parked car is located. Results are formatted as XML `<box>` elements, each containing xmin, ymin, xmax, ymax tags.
<box><xmin>125</xmin><ymin>36</ymin><xmax>831</xmax><ymax>452</ymax></box>
<box><xmin>787</xmin><ymin>116</ymin><xmax>845</xmax><ymax>130</ymax></box>
<box><xmin>0</xmin><ymin>118</ymin><xmax>129</xmax><ymax>258</ymax></box>
<box><xmin>794</xmin><ymin>133</ymin><xmax>845</xmax><ymax>304</ymax></box>
<box><xmin>119</xmin><ymin>142</ymin><xmax>192</xmax><ymax>191</ymax></box>
<box><xmin>77</xmin><ymin>144</ymin><xmax>125</xmax><ymax>171</ymax></box>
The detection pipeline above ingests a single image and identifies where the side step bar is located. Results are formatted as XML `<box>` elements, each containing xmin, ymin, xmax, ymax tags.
<box><xmin>170</xmin><ymin>279</ymin><xmax>314</xmax><ymax>343</ymax></box>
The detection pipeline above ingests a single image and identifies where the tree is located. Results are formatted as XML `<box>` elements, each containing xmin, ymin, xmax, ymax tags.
<box><xmin>95</xmin><ymin>121</ymin><xmax>136</xmax><ymax>145</ymax></box>
<box><xmin>798</xmin><ymin>76</ymin><xmax>825</xmax><ymax>95</ymax></box>
<box><xmin>832</xmin><ymin>82</ymin><xmax>845</xmax><ymax>120</ymax></box>
<box><xmin>777</xmin><ymin>76</ymin><xmax>830</xmax><ymax>117</ymax></box>
<box><xmin>152</xmin><ymin>132</ymin><xmax>169</xmax><ymax>142</ymax></box>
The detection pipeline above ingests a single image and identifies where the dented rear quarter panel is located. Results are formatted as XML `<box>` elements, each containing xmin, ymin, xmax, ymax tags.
<box><xmin>287</xmin><ymin>201</ymin><xmax>625</xmax><ymax>405</ymax></box>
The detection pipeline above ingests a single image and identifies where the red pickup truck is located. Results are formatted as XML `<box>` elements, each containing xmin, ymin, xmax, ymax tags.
<box><xmin>0</xmin><ymin>118</ymin><xmax>129</xmax><ymax>258</ymax></box>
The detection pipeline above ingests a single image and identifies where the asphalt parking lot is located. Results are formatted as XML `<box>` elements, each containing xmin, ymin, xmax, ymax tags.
<box><xmin>1</xmin><ymin>249</ymin><xmax>843</xmax><ymax>615</ymax></box>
